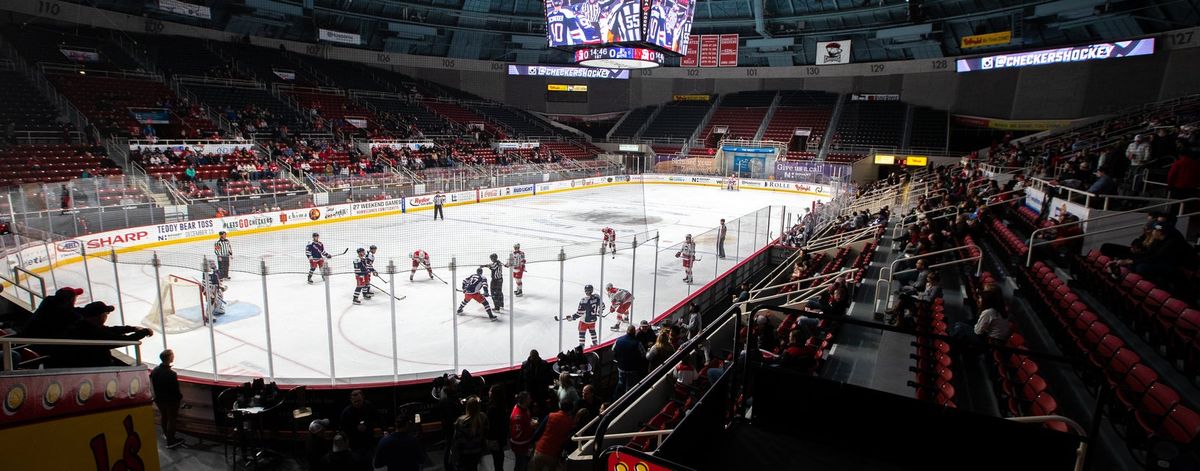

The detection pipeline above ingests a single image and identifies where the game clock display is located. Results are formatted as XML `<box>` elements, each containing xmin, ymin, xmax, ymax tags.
<box><xmin>574</xmin><ymin>47</ymin><xmax>665</xmax><ymax>68</ymax></box>
<box><xmin>545</xmin><ymin>0</ymin><xmax>695</xmax><ymax>54</ymax></box>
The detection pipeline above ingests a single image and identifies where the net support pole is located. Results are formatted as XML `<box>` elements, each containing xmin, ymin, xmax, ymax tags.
<box><xmin>322</xmin><ymin>265</ymin><xmax>336</xmax><ymax>386</ymax></box>
<box><xmin>260</xmin><ymin>259</ymin><xmax>275</xmax><ymax>382</ymax></box>
<box><xmin>203</xmin><ymin>257</ymin><xmax>218</xmax><ymax>380</ymax></box>
<box><xmin>651</xmin><ymin>232</ymin><xmax>659</xmax><ymax>320</ymax></box>
<box><xmin>779</xmin><ymin>205</ymin><xmax>787</xmax><ymax>242</ymax></box>
<box><xmin>557</xmin><ymin>249</ymin><xmax>565</xmax><ymax>355</ymax></box>
<box><xmin>753</xmin><ymin>212</ymin><xmax>760</xmax><ymax>252</ymax></box>
<box><xmin>388</xmin><ymin>261</ymin><xmax>399</xmax><ymax>384</ymax></box>
<box><xmin>508</xmin><ymin>265</ymin><xmax>514</xmax><ymax>367</ymax></box>
<box><xmin>598</xmin><ymin>245</ymin><xmax>605</xmax><ymax>336</ymax></box>
<box><xmin>736</xmin><ymin>219</ymin><xmax>741</xmax><ymax>260</ymax></box>
<box><xmin>80</xmin><ymin>244</ymin><xmax>94</xmax><ymax>303</ymax></box>
<box><xmin>765</xmin><ymin>205</ymin><xmax>772</xmax><ymax>245</ymax></box>
<box><xmin>44</xmin><ymin>241</ymin><xmax>58</xmax><ymax>291</ymax></box>
<box><xmin>109</xmin><ymin>248</ymin><xmax>125</xmax><ymax>325</ymax></box>
<box><xmin>630</xmin><ymin>236</ymin><xmax>637</xmax><ymax>325</ymax></box>
<box><xmin>152</xmin><ymin>252</ymin><xmax>167</xmax><ymax>350</ymax></box>
<box><xmin>450</xmin><ymin>257</ymin><xmax>459</xmax><ymax>373</ymax></box>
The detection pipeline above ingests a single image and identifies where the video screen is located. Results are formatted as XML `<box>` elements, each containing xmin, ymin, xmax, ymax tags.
<box><xmin>545</xmin><ymin>0</ymin><xmax>643</xmax><ymax>47</ymax></box>
<box><xmin>642</xmin><ymin>0</ymin><xmax>695</xmax><ymax>53</ymax></box>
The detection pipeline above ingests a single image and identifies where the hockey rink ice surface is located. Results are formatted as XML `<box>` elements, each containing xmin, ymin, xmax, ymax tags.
<box><xmin>53</xmin><ymin>183</ymin><xmax>825</xmax><ymax>383</ymax></box>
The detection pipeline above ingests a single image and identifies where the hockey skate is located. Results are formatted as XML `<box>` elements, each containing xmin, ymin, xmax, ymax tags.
<box><xmin>364</xmin><ymin>292</ymin><xmax>373</xmax><ymax>299</ymax></box>
<box><xmin>610</xmin><ymin>323</ymin><xmax>622</xmax><ymax>332</ymax></box>
<box><xmin>307</xmin><ymin>274</ymin><xmax>314</xmax><ymax>284</ymax></box>
<box><xmin>490</xmin><ymin>315</ymin><xmax>498</xmax><ymax>321</ymax></box>
<box><xmin>409</xmin><ymin>274</ymin><xmax>414</xmax><ymax>281</ymax></box>
<box><xmin>353</xmin><ymin>297</ymin><xmax>362</xmax><ymax>305</ymax></box>
<box><xmin>514</xmin><ymin>289</ymin><xmax>523</xmax><ymax>297</ymax></box>
<box><xmin>457</xmin><ymin>309</ymin><xmax>465</xmax><ymax>315</ymax></box>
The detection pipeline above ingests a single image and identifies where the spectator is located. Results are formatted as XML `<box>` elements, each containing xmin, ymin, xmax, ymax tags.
<box><xmin>612</xmin><ymin>325</ymin><xmax>648</xmax><ymax>397</ymax></box>
<box><xmin>520</xmin><ymin>350</ymin><xmax>553</xmax><ymax>406</ymax></box>
<box><xmin>19</xmin><ymin>286</ymin><xmax>84</xmax><ymax>339</ymax></box>
<box><xmin>553</xmin><ymin>372</ymin><xmax>579</xmax><ymax>407</ymax></box>
<box><xmin>634</xmin><ymin>320</ymin><xmax>656</xmax><ymax>347</ymax></box>
<box><xmin>575</xmin><ymin>384</ymin><xmax>601</xmax><ymax>424</ymax></box>
<box><xmin>150</xmin><ymin>349</ymin><xmax>185</xmax><ymax>448</ymax></box>
<box><xmin>529</xmin><ymin>400</ymin><xmax>575</xmax><ymax>471</ymax></box>
<box><xmin>60</xmin><ymin>301</ymin><xmax>153</xmax><ymax>368</ymax></box>
<box><xmin>509</xmin><ymin>391</ymin><xmax>536</xmax><ymax>471</ymax></box>
<box><xmin>485</xmin><ymin>385</ymin><xmax>508</xmax><ymax>471</ymax></box>
<box><xmin>972</xmin><ymin>294</ymin><xmax>1011</xmax><ymax>344</ymax></box>
<box><xmin>451</xmin><ymin>395</ymin><xmax>488</xmax><ymax>471</ymax></box>
<box><xmin>437</xmin><ymin>381</ymin><xmax>462</xmax><ymax>470</ymax></box>
<box><xmin>1108</xmin><ymin>221</ymin><xmax>1197</xmax><ymax>288</ymax></box>
<box><xmin>323</xmin><ymin>433</ymin><xmax>357</xmax><ymax>469</ymax></box>
<box><xmin>1167</xmin><ymin>149</ymin><xmax>1200</xmax><ymax>199</ymax></box>
<box><xmin>338</xmin><ymin>389</ymin><xmax>379</xmax><ymax>468</ymax></box>
<box><xmin>682</xmin><ymin>303</ymin><xmax>702</xmax><ymax>339</ymax></box>
<box><xmin>373</xmin><ymin>415</ymin><xmax>423</xmax><ymax>471</ymax></box>
<box><xmin>646</xmin><ymin>329</ymin><xmax>675</xmax><ymax>370</ymax></box>
<box><xmin>1087</xmin><ymin>166</ymin><xmax>1118</xmax><ymax>196</ymax></box>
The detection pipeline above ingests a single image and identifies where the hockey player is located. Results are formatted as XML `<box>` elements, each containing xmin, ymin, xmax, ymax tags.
<box><xmin>605</xmin><ymin>283</ymin><xmax>633</xmax><ymax>332</ymax></box>
<box><xmin>352</xmin><ymin>248</ymin><xmax>373</xmax><ymax>304</ymax></box>
<box><xmin>205</xmin><ymin>260</ymin><xmax>226</xmax><ymax>323</ymax></box>
<box><xmin>410</xmin><ymin>249</ymin><xmax>433</xmax><ymax>281</ymax></box>
<box><xmin>364</xmin><ymin>245</ymin><xmax>379</xmax><ymax>297</ymax></box>
<box><xmin>483</xmin><ymin>253</ymin><xmax>504</xmax><ymax>310</ymax></box>
<box><xmin>546</xmin><ymin>0</ymin><xmax>599</xmax><ymax>46</ymax></box>
<box><xmin>306</xmin><ymin>233</ymin><xmax>333</xmax><ymax>284</ymax></box>
<box><xmin>602</xmin><ymin>227</ymin><xmax>617</xmax><ymax>257</ymax></box>
<box><xmin>556</xmin><ymin>285</ymin><xmax>603</xmax><ymax>347</ymax></box>
<box><xmin>505</xmin><ymin>243</ymin><xmax>526</xmax><ymax>297</ymax></box>
<box><xmin>676</xmin><ymin>234</ymin><xmax>696</xmax><ymax>284</ymax></box>
<box><xmin>458</xmin><ymin>268</ymin><xmax>497</xmax><ymax>321</ymax></box>
<box><xmin>645</xmin><ymin>0</ymin><xmax>669</xmax><ymax>47</ymax></box>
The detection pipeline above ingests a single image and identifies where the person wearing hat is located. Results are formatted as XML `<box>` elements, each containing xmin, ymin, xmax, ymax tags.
<box><xmin>60</xmin><ymin>301</ymin><xmax>152</xmax><ymax>368</ymax></box>
<box><xmin>213</xmin><ymin>230</ymin><xmax>232</xmax><ymax>281</ymax></box>
<box><xmin>19</xmin><ymin>286</ymin><xmax>84</xmax><ymax>339</ymax></box>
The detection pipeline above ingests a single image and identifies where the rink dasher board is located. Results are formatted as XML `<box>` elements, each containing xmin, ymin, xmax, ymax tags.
<box><xmin>2</xmin><ymin>174</ymin><xmax>833</xmax><ymax>281</ymax></box>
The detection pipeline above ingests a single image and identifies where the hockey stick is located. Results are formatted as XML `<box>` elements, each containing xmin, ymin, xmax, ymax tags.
<box><xmin>370</xmin><ymin>284</ymin><xmax>406</xmax><ymax>301</ymax></box>
<box><xmin>431</xmin><ymin>271</ymin><xmax>449</xmax><ymax>285</ymax></box>
<box><xmin>328</xmin><ymin>248</ymin><xmax>351</xmax><ymax>258</ymax></box>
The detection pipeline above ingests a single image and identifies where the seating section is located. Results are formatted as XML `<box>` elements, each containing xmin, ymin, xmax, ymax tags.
<box><xmin>761</xmin><ymin>91</ymin><xmax>838</xmax><ymax>146</ymax></box>
<box><xmin>50</xmin><ymin>73</ymin><xmax>216</xmax><ymax>137</ymax></box>
<box><xmin>610</xmin><ymin>106</ymin><xmax>655</xmax><ymax>139</ymax></box>
<box><xmin>700</xmin><ymin>106</ymin><xmax>767</xmax><ymax>145</ymax></box>
<box><xmin>474</xmin><ymin>105</ymin><xmax>557</xmax><ymax>138</ymax></box>
<box><xmin>424</xmin><ymin>102</ymin><xmax>506</xmax><ymax>139</ymax></box>
<box><xmin>0</xmin><ymin>145</ymin><xmax>121</xmax><ymax>186</ymax></box>
<box><xmin>184</xmin><ymin>85</ymin><xmax>307</xmax><ymax>133</ymax></box>
<box><xmin>359</xmin><ymin>96</ymin><xmax>452</xmax><ymax>136</ymax></box>
<box><xmin>909</xmin><ymin>107</ymin><xmax>948</xmax><ymax>150</ymax></box>
<box><xmin>832</xmin><ymin>101</ymin><xmax>906</xmax><ymax>148</ymax></box>
<box><xmin>641</xmin><ymin>101</ymin><xmax>711</xmax><ymax>141</ymax></box>
<box><xmin>147</xmin><ymin>36</ymin><xmax>241</xmax><ymax>79</ymax></box>
<box><xmin>210</xmin><ymin>44</ymin><xmax>319</xmax><ymax>86</ymax></box>
<box><xmin>284</xmin><ymin>89</ymin><xmax>375</xmax><ymax>133</ymax></box>
<box><xmin>0</xmin><ymin>69</ymin><xmax>60</xmax><ymax>132</ymax></box>
<box><xmin>540</xmin><ymin>141</ymin><xmax>599</xmax><ymax>160</ymax></box>
<box><xmin>3</xmin><ymin>27</ymin><xmax>140</xmax><ymax>71</ymax></box>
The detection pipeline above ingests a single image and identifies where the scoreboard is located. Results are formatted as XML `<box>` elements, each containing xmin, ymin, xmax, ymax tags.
<box><xmin>545</xmin><ymin>0</ymin><xmax>696</xmax><ymax>55</ymax></box>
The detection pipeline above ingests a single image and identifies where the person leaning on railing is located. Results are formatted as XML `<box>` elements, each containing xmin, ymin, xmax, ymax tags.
<box><xmin>58</xmin><ymin>301</ymin><xmax>153</xmax><ymax>368</ymax></box>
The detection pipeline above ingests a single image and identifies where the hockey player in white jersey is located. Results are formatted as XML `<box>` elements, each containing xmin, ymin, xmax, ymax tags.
<box><xmin>676</xmin><ymin>234</ymin><xmax>697</xmax><ymax>284</ymax></box>
<box><xmin>602</xmin><ymin>227</ymin><xmax>617</xmax><ymax>258</ymax></box>
<box><xmin>458</xmin><ymin>268</ymin><xmax>498</xmax><ymax>321</ymax></box>
<box><xmin>505</xmin><ymin>243</ymin><xmax>527</xmax><ymax>297</ymax></box>
<box><xmin>556</xmin><ymin>284</ymin><xmax>603</xmax><ymax>347</ymax></box>
<box><xmin>605</xmin><ymin>283</ymin><xmax>633</xmax><ymax>331</ymax></box>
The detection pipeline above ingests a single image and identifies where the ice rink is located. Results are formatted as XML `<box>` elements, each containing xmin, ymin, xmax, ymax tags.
<box><xmin>51</xmin><ymin>182</ymin><xmax>825</xmax><ymax>383</ymax></box>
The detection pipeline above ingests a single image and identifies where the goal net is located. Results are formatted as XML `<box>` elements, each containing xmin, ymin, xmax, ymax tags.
<box><xmin>142</xmin><ymin>275</ymin><xmax>209</xmax><ymax>334</ymax></box>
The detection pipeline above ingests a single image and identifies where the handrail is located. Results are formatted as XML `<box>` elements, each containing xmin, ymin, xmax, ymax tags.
<box><xmin>1004</xmin><ymin>415</ymin><xmax>1088</xmax><ymax>471</ymax></box>
<box><xmin>2</xmin><ymin>337</ymin><xmax>143</xmax><ymax>371</ymax></box>
<box><xmin>748</xmin><ymin>267</ymin><xmax>860</xmax><ymax>296</ymax></box>
<box><xmin>1024</xmin><ymin>197</ymin><xmax>1200</xmax><ymax>266</ymax></box>
<box><xmin>744</xmin><ymin>268</ymin><xmax>860</xmax><ymax>307</ymax></box>
<box><xmin>804</xmin><ymin>225</ymin><xmax>877</xmax><ymax>252</ymax></box>
<box><xmin>874</xmin><ymin>244</ymin><xmax>982</xmax><ymax>311</ymax></box>
<box><xmin>750</xmin><ymin>245</ymin><xmax>809</xmax><ymax>293</ymax></box>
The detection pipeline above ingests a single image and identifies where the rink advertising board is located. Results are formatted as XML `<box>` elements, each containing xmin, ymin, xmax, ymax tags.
<box><xmin>956</xmin><ymin>38</ymin><xmax>1155</xmax><ymax>72</ymax></box>
<box><xmin>11</xmin><ymin>174</ymin><xmax>832</xmax><ymax>275</ymax></box>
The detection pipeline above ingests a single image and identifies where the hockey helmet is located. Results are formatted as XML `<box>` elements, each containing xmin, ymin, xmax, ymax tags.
<box><xmin>584</xmin><ymin>284</ymin><xmax>594</xmax><ymax>294</ymax></box>
<box><xmin>685</xmin><ymin>233</ymin><xmax>693</xmax><ymax>240</ymax></box>
<box><xmin>312</xmin><ymin>232</ymin><xmax>320</xmax><ymax>238</ymax></box>
<box><xmin>490</xmin><ymin>253</ymin><xmax>499</xmax><ymax>261</ymax></box>
<box><xmin>357</xmin><ymin>248</ymin><xmax>365</xmax><ymax>254</ymax></box>
<box><xmin>606</xmin><ymin>283</ymin><xmax>615</xmax><ymax>292</ymax></box>
<box><xmin>514</xmin><ymin>243</ymin><xmax>521</xmax><ymax>250</ymax></box>
<box><xmin>476</xmin><ymin>268</ymin><xmax>484</xmax><ymax>275</ymax></box>
<box><xmin>369</xmin><ymin>245</ymin><xmax>377</xmax><ymax>250</ymax></box>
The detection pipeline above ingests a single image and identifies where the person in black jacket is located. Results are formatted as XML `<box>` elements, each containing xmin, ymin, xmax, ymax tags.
<box><xmin>59</xmin><ymin>301</ymin><xmax>152</xmax><ymax>368</ymax></box>
<box><xmin>339</xmin><ymin>389</ymin><xmax>379</xmax><ymax>469</ymax></box>
<box><xmin>520</xmin><ymin>350</ymin><xmax>553</xmax><ymax>408</ymax></box>
<box><xmin>151</xmin><ymin>349</ymin><xmax>185</xmax><ymax>448</ymax></box>
<box><xmin>19</xmin><ymin>286</ymin><xmax>84</xmax><ymax>338</ymax></box>
<box><xmin>484</xmin><ymin>384</ymin><xmax>509</xmax><ymax>471</ymax></box>
<box><xmin>612</xmin><ymin>325</ymin><xmax>648</xmax><ymax>398</ymax></box>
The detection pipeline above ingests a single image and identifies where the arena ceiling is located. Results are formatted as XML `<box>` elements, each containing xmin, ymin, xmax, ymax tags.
<box><xmin>90</xmin><ymin>0</ymin><xmax>1200</xmax><ymax>65</ymax></box>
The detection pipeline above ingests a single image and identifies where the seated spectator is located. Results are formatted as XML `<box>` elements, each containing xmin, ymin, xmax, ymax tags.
<box><xmin>552</xmin><ymin>372</ymin><xmax>579</xmax><ymax>407</ymax></box>
<box><xmin>19</xmin><ymin>287</ymin><xmax>84</xmax><ymax>339</ymax></box>
<box><xmin>58</xmin><ymin>301</ymin><xmax>153</xmax><ymax>368</ymax></box>
<box><xmin>1107</xmin><ymin>221</ymin><xmax>1197</xmax><ymax>289</ymax></box>
<box><xmin>1167</xmin><ymin>149</ymin><xmax>1200</xmax><ymax>199</ymax></box>
<box><xmin>645</xmin><ymin>329</ymin><xmax>675</xmax><ymax>370</ymax></box>
<box><xmin>1087</xmin><ymin>166</ymin><xmax>1118</xmax><ymax>196</ymax></box>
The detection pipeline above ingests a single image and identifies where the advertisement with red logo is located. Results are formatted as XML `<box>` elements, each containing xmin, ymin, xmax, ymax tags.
<box><xmin>680</xmin><ymin>35</ymin><xmax>700</xmax><ymax>67</ymax></box>
<box><xmin>408</xmin><ymin>195</ymin><xmax>434</xmax><ymax>208</ymax></box>
<box><xmin>698</xmin><ymin>35</ymin><xmax>720</xmax><ymax>67</ymax></box>
<box><xmin>718</xmin><ymin>34</ymin><xmax>738</xmax><ymax>67</ymax></box>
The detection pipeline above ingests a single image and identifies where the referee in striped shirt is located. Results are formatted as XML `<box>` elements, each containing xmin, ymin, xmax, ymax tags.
<box><xmin>214</xmin><ymin>231</ymin><xmax>232</xmax><ymax>280</ymax></box>
<box><xmin>578</xmin><ymin>0</ymin><xmax>601</xmax><ymax>26</ymax></box>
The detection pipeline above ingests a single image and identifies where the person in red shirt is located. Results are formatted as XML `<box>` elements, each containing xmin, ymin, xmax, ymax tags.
<box><xmin>1167</xmin><ymin>150</ymin><xmax>1200</xmax><ymax>200</ymax></box>
<box><xmin>508</xmin><ymin>391</ymin><xmax>535</xmax><ymax>471</ymax></box>
<box><xmin>529</xmin><ymin>400</ymin><xmax>575</xmax><ymax>471</ymax></box>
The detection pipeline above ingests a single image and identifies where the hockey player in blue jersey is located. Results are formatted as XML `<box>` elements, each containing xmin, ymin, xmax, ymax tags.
<box><xmin>352</xmin><ymin>248</ymin><xmax>372</xmax><ymax>304</ymax></box>
<box><xmin>458</xmin><ymin>268</ymin><xmax>498</xmax><ymax>321</ymax></box>
<box><xmin>306</xmin><ymin>233</ymin><xmax>333</xmax><ymax>284</ymax></box>
<box><xmin>547</xmin><ymin>0</ymin><xmax>600</xmax><ymax>46</ymax></box>
<box><xmin>556</xmin><ymin>284</ymin><xmax>603</xmax><ymax>347</ymax></box>
<box><xmin>645</xmin><ymin>0</ymin><xmax>669</xmax><ymax>48</ymax></box>
<box><xmin>364</xmin><ymin>245</ymin><xmax>379</xmax><ymax>297</ymax></box>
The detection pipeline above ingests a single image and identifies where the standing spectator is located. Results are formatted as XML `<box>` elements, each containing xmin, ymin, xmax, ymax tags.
<box><xmin>1127</xmin><ymin>135</ymin><xmax>1151</xmax><ymax>190</ymax></box>
<box><xmin>574</xmin><ymin>384</ymin><xmax>602</xmax><ymax>426</ymax></box>
<box><xmin>553</xmin><ymin>373</ymin><xmax>579</xmax><ymax>406</ymax></box>
<box><xmin>213</xmin><ymin>231</ymin><xmax>232</xmax><ymax>280</ymax></box>
<box><xmin>339</xmin><ymin>389</ymin><xmax>379</xmax><ymax>469</ymax></box>
<box><xmin>151</xmin><ymin>349</ymin><xmax>185</xmax><ymax>448</ymax></box>
<box><xmin>373</xmin><ymin>415</ymin><xmax>423</xmax><ymax>471</ymax></box>
<box><xmin>433</xmin><ymin>192</ymin><xmax>446</xmax><ymax>220</ymax></box>
<box><xmin>60</xmin><ymin>184</ymin><xmax>71</xmax><ymax>214</ymax></box>
<box><xmin>646</xmin><ymin>329</ymin><xmax>675</xmax><ymax>370</ymax></box>
<box><xmin>634</xmin><ymin>320</ymin><xmax>656</xmax><ymax>346</ymax></box>
<box><xmin>716</xmin><ymin>219</ymin><xmax>727</xmax><ymax>259</ymax></box>
<box><xmin>1087</xmin><ymin>166</ymin><xmax>1118</xmax><ymax>196</ymax></box>
<box><xmin>1167</xmin><ymin>149</ymin><xmax>1200</xmax><ymax>200</ymax></box>
<box><xmin>484</xmin><ymin>385</ymin><xmax>508</xmax><ymax>471</ymax></box>
<box><xmin>683</xmin><ymin>303</ymin><xmax>702</xmax><ymax>339</ymax></box>
<box><xmin>529</xmin><ymin>400</ymin><xmax>575</xmax><ymax>471</ymax></box>
<box><xmin>520</xmin><ymin>350</ymin><xmax>553</xmax><ymax>407</ymax></box>
<box><xmin>509</xmin><ymin>391</ymin><xmax>536</xmax><ymax>471</ymax></box>
<box><xmin>612</xmin><ymin>325</ymin><xmax>648</xmax><ymax>398</ymax></box>
<box><xmin>452</xmin><ymin>396</ymin><xmax>488</xmax><ymax>471</ymax></box>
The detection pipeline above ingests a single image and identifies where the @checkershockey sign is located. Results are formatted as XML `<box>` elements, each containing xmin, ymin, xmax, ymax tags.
<box><xmin>816</xmin><ymin>40</ymin><xmax>852</xmax><ymax>65</ymax></box>
<box><xmin>956</xmin><ymin>38</ymin><xmax>1155</xmax><ymax>72</ymax></box>
<box><xmin>318</xmin><ymin>29</ymin><xmax>361</xmax><ymax>45</ymax></box>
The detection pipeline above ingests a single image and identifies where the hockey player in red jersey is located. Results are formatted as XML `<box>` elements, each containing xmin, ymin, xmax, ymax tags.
<box><xmin>505</xmin><ymin>243</ymin><xmax>527</xmax><ymax>296</ymax></box>
<box><xmin>602</xmin><ymin>227</ymin><xmax>616</xmax><ymax>257</ymax></box>
<box><xmin>410</xmin><ymin>249</ymin><xmax>433</xmax><ymax>281</ymax></box>
<box><xmin>605</xmin><ymin>283</ymin><xmax>633</xmax><ymax>331</ymax></box>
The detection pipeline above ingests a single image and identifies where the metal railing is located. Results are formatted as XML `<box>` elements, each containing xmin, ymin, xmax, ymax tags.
<box><xmin>1</xmin><ymin>337</ymin><xmax>143</xmax><ymax>371</ymax></box>
<box><xmin>874</xmin><ymin>244</ymin><xmax>983</xmax><ymax>312</ymax></box>
<box><xmin>1023</xmin><ymin>198</ymin><xmax>1200</xmax><ymax>267</ymax></box>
